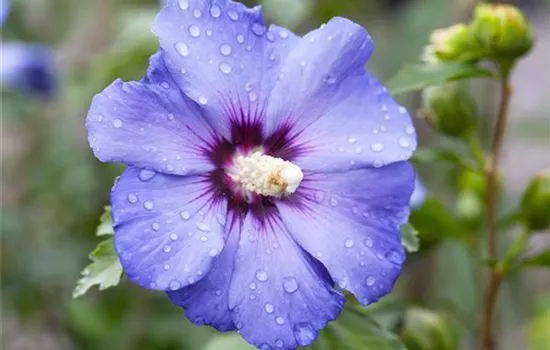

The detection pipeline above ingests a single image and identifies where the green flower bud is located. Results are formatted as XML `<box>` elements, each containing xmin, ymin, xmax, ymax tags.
<box><xmin>423</xmin><ymin>82</ymin><xmax>478</xmax><ymax>138</ymax></box>
<box><xmin>521</xmin><ymin>170</ymin><xmax>550</xmax><ymax>231</ymax></box>
<box><xmin>471</xmin><ymin>3</ymin><xmax>534</xmax><ymax>61</ymax></box>
<box><xmin>425</xmin><ymin>24</ymin><xmax>487</xmax><ymax>62</ymax></box>
<box><xmin>400</xmin><ymin>308</ymin><xmax>459</xmax><ymax>350</ymax></box>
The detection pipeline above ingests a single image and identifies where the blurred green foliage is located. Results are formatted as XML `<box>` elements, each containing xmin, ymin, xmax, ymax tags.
<box><xmin>2</xmin><ymin>0</ymin><xmax>549</xmax><ymax>350</ymax></box>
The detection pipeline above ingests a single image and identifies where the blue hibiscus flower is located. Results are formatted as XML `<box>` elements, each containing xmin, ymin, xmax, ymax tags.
<box><xmin>86</xmin><ymin>0</ymin><xmax>417</xmax><ymax>348</ymax></box>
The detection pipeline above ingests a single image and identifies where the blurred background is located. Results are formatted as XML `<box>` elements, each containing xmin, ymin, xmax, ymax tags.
<box><xmin>1</xmin><ymin>0</ymin><xmax>549</xmax><ymax>349</ymax></box>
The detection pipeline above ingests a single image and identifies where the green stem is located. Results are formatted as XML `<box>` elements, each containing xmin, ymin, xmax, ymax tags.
<box><xmin>499</xmin><ymin>227</ymin><xmax>530</xmax><ymax>274</ymax></box>
<box><xmin>479</xmin><ymin>63</ymin><xmax>514</xmax><ymax>350</ymax></box>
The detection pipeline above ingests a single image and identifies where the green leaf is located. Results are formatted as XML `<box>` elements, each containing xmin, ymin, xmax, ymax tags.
<box><xmin>386</xmin><ymin>62</ymin><xmax>495</xmax><ymax>95</ymax></box>
<box><xmin>73</xmin><ymin>207</ymin><xmax>123</xmax><ymax>298</ymax></box>
<box><xmin>310</xmin><ymin>304</ymin><xmax>407</xmax><ymax>350</ymax></box>
<box><xmin>412</xmin><ymin>148</ymin><xmax>474</xmax><ymax>171</ymax></box>
<box><xmin>400</xmin><ymin>223</ymin><xmax>420</xmax><ymax>253</ymax></box>
<box><xmin>522</xmin><ymin>250</ymin><xmax>550</xmax><ymax>268</ymax></box>
<box><xmin>529</xmin><ymin>296</ymin><xmax>550</xmax><ymax>350</ymax></box>
<box><xmin>96</xmin><ymin>206</ymin><xmax>114</xmax><ymax>236</ymax></box>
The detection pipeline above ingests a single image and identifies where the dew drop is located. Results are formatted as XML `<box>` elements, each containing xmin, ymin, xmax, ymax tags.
<box><xmin>227</xmin><ymin>9</ymin><xmax>239</xmax><ymax>20</ymax></box>
<box><xmin>127</xmin><ymin>193</ymin><xmax>138</xmax><ymax>203</ymax></box>
<box><xmin>143</xmin><ymin>201</ymin><xmax>154</xmax><ymax>210</ymax></box>
<box><xmin>371</xmin><ymin>143</ymin><xmax>384</xmax><ymax>152</ymax></box>
<box><xmin>167</xmin><ymin>113</ymin><xmax>175</xmax><ymax>121</ymax></box>
<box><xmin>266</xmin><ymin>32</ymin><xmax>275</xmax><ymax>42</ymax></box>
<box><xmin>293</xmin><ymin>323</ymin><xmax>316</xmax><ymax>347</ymax></box>
<box><xmin>330</xmin><ymin>198</ymin><xmax>338</xmax><ymax>207</ymax></box>
<box><xmin>237</xmin><ymin>34</ymin><xmax>245</xmax><ymax>44</ymax></box>
<box><xmin>355</xmin><ymin>147</ymin><xmax>363</xmax><ymax>154</ymax></box>
<box><xmin>399</xmin><ymin>137</ymin><xmax>410</xmax><ymax>148</ymax></box>
<box><xmin>163</xmin><ymin>245</ymin><xmax>171</xmax><ymax>253</ymax></box>
<box><xmin>169</xmin><ymin>280</ymin><xmax>181</xmax><ymax>290</ymax></box>
<box><xmin>255</xmin><ymin>269</ymin><xmax>268</xmax><ymax>282</ymax></box>
<box><xmin>193</xmin><ymin>8</ymin><xmax>202</xmax><ymax>18</ymax></box>
<box><xmin>164</xmin><ymin>264</ymin><xmax>170</xmax><ymax>270</ymax></box>
<box><xmin>365</xmin><ymin>237</ymin><xmax>374</xmax><ymax>248</ymax></box>
<box><xmin>345</xmin><ymin>239</ymin><xmax>355</xmax><ymax>248</ymax></box>
<box><xmin>251</xmin><ymin>22</ymin><xmax>265</xmax><ymax>36</ymax></box>
<box><xmin>210</xmin><ymin>5</ymin><xmax>221</xmax><ymax>18</ymax></box>
<box><xmin>314</xmin><ymin>191</ymin><xmax>325</xmax><ymax>202</ymax></box>
<box><xmin>215</xmin><ymin>289</ymin><xmax>222</xmax><ymax>296</ymax></box>
<box><xmin>197</xmin><ymin>222</ymin><xmax>211</xmax><ymax>232</ymax></box>
<box><xmin>249</xmin><ymin>282</ymin><xmax>257</xmax><ymax>290</ymax></box>
<box><xmin>97</xmin><ymin>115</ymin><xmax>104</xmax><ymax>122</ymax></box>
<box><xmin>249</xmin><ymin>293</ymin><xmax>256</xmax><ymax>300</ymax></box>
<box><xmin>373</xmin><ymin>160</ymin><xmax>384</xmax><ymax>168</ymax></box>
<box><xmin>385</xmin><ymin>249</ymin><xmax>404</xmax><ymax>265</ymax></box>
<box><xmin>161</xmin><ymin>81</ymin><xmax>170</xmax><ymax>89</ymax></box>
<box><xmin>219</xmin><ymin>62</ymin><xmax>232</xmax><ymax>74</ymax></box>
<box><xmin>366</xmin><ymin>275</ymin><xmax>376</xmax><ymax>286</ymax></box>
<box><xmin>187</xmin><ymin>231</ymin><xmax>194</xmax><ymax>237</ymax></box>
<box><xmin>175</xmin><ymin>42</ymin><xmax>189</xmax><ymax>56</ymax></box>
<box><xmin>138</xmin><ymin>169</ymin><xmax>155</xmax><ymax>182</ymax></box>
<box><xmin>180</xmin><ymin>211</ymin><xmax>191</xmax><ymax>220</ymax></box>
<box><xmin>282</xmin><ymin>277</ymin><xmax>298</xmax><ymax>293</ymax></box>
<box><xmin>152</xmin><ymin>222</ymin><xmax>160</xmax><ymax>231</ymax></box>
<box><xmin>149</xmin><ymin>282</ymin><xmax>156</xmax><ymax>289</ymax></box>
<box><xmin>113</xmin><ymin>119</ymin><xmax>123</xmax><ymax>128</ymax></box>
<box><xmin>264</xmin><ymin>302</ymin><xmax>274</xmax><ymax>313</ymax></box>
<box><xmin>178</xmin><ymin>0</ymin><xmax>189</xmax><ymax>10</ymax></box>
<box><xmin>170</xmin><ymin>233</ymin><xmax>179</xmax><ymax>241</ymax></box>
<box><xmin>347</xmin><ymin>137</ymin><xmax>357</xmax><ymax>144</ymax></box>
<box><xmin>220</xmin><ymin>43</ymin><xmax>232</xmax><ymax>56</ymax></box>
<box><xmin>198</xmin><ymin>95</ymin><xmax>208</xmax><ymax>105</ymax></box>
<box><xmin>405</xmin><ymin>125</ymin><xmax>415</xmax><ymax>135</ymax></box>
<box><xmin>188</xmin><ymin>25</ymin><xmax>200</xmax><ymax>37</ymax></box>
<box><xmin>248</xmin><ymin>91</ymin><xmax>258</xmax><ymax>102</ymax></box>
<box><xmin>275</xmin><ymin>317</ymin><xmax>285</xmax><ymax>325</ymax></box>
<box><xmin>200</xmin><ymin>236</ymin><xmax>208</xmax><ymax>241</ymax></box>
<box><xmin>275</xmin><ymin>339</ymin><xmax>284</xmax><ymax>348</ymax></box>
<box><xmin>209</xmin><ymin>248</ymin><xmax>219</xmax><ymax>257</ymax></box>
<box><xmin>398</xmin><ymin>106</ymin><xmax>407</xmax><ymax>114</ymax></box>
<box><xmin>279</xmin><ymin>29</ymin><xmax>289</xmax><ymax>39</ymax></box>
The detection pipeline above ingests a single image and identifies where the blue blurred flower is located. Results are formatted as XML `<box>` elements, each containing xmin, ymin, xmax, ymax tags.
<box><xmin>410</xmin><ymin>177</ymin><xmax>427</xmax><ymax>208</ymax></box>
<box><xmin>0</xmin><ymin>42</ymin><xmax>57</xmax><ymax>98</ymax></box>
<box><xmin>86</xmin><ymin>0</ymin><xmax>416</xmax><ymax>348</ymax></box>
<box><xmin>0</xmin><ymin>0</ymin><xmax>9</xmax><ymax>26</ymax></box>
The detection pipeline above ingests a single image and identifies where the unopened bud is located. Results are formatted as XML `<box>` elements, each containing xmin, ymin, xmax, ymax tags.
<box><xmin>471</xmin><ymin>3</ymin><xmax>533</xmax><ymax>61</ymax></box>
<box><xmin>423</xmin><ymin>83</ymin><xmax>478</xmax><ymax>138</ymax></box>
<box><xmin>521</xmin><ymin>170</ymin><xmax>550</xmax><ymax>231</ymax></box>
<box><xmin>426</xmin><ymin>24</ymin><xmax>486</xmax><ymax>62</ymax></box>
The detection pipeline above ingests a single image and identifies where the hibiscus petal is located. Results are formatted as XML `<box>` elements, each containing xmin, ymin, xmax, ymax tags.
<box><xmin>228</xmin><ymin>215</ymin><xmax>345</xmax><ymax>349</ymax></box>
<box><xmin>111</xmin><ymin>167</ymin><xmax>227</xmax><ymax>291</ymax></box>
<box><xmin>265</xmin><ymin>17</ymin><xmax>416</xmax><ymax>171</ymax></box>
<box><xmin>277</xmin><ymin>162</ymin><xmax>414</xmax><ymax>305</ymax></box>
<box><xmin>152</xmin><ymin>0</ymin><xmax>300</xmax><ymax>138</ymax></box>
<box><xmin>167</xmin><ymin>213</ymin><xmax>240</xmax><ymax>332</ymax></box>
<box><xmin>86</xmin><ymin>51</ymin><xmax>217</xmax><ymax>176</ymax></box>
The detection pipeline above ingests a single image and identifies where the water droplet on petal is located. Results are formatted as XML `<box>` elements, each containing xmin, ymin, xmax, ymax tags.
<box><xmin>259</xmin><ymin>344</ymin><xmax>270</xmax><ymax>350</ymax></box>
<box><xmin>248</xmin><ymin>91</ymin><xmax>258</xmax><ymax>102</ymax></box>
<box><xmin>197</xmin><ymin>222</ymin><xmax>211</xmax><ymax>232</ymax></box>
<box><xmin>215</xmin><ymin>289</ymin><xmax>222</xmax><ymax>296</ymax></box>
<box><xmin>314</xmin><ymin>191</ymin><xmax>325</xmax><ymax>202</ymax></box>
<box><xmin>189</xmin><ymin>25</ymin><xmax>200</xmax><ymax>37</ymax></box>
<box><xmin>178</xmin><ymin>0</ymin><xmax>189</xmax><ymax>10</ymax></box>
<box><xmin>373</xmin><ymin>160</ymin><xmax>384</xmax><ymax>168</ymax></box>
<box><xmin>152</xmin><ymin>222</ymin><xmax>160</xmax><ymax>231</ymax></box>
<box><xmin>200</xmin><ymin>236</ymin><xmax>208</xmax><ymax>241</ymax></box>
<box><xmin>164</xmin><ymin>264</ymin><xmax>170</xmax><ymax>270</ymax></box>
<box><xmin>219</xmin><ymin>62</ymin><xmax>232</xmax><ymax>74</ymax></box>
<box><xmin>249</xmin><ymin>293</ymin><xmax>256</xmax><ymax>300</ymax></box>
<box><xmin>210</xmin><ymin>5</ymin><xmax>221</xmax><ymax>18</ymax></box>
<box><xmin>347</xmin><ymin>137</ymin><xmax>357</xmax><ymax>144</ymax></box>
<box><xmin>170</xmin><ymin>233</ymin><xmax>178</xmax><ymax>241</ymax></box>
<box><xmin>175</xmin><ymin>42</ymin><xmax>189</xmax><ymax>57</ymax></box>
<box><xmin>345</xmin><ymin>239</ymin><xmax>354</xmax><ymax>248</ymax></box>
<box><xmin>399</xmin><ymin>106</ymin><xmax>407</xmax><ymax>114</ymax></box>
<box><xmin>283</xmin><ymin>277</ymin><xmax>298</xmax><ymax>293</ymax></box>
<box><xmin>180</xmin><ymin>211</ymin><xmax>191</xmax><ymax>220</ymax></box>
<box><xmin>113</xmin><ymin>119</ymin><xmax>123</xmax><ymax>128</ymax></box>
<box><xmin>275</xmin><ymin>317</ymin><xmax>285</xmax><ymax>325</ymax></box>
<box><xmin>255</xmin><ymin>270</ymin><xmax>268</xmax><ymax>281</ymax></box>
<box><xmin>385</xmin><ymin>249</ymin><xmax>404</xmax><ymax>265</ymax></box>
<box><xmin>405</xmin><ymin>125</ymin><xmax>415</xmax><ymax>135</ymax></box>
<box><xmin>236</xmin><ymin>34</ymin><xmax>245</xmax><ymax>44</ymax></box>
<box><xmin>293</xmin><ymin>323</ymin><xmax>316</xmax><ymax>347</ymax></box>
<box><xmin>264</xmin><ymin>302</ymin><xmax>274</xmax><ymax>313</ymax></box>
<box><xmin>193</xmin><ymin>8</ymin><xmax>201</xmax><ymax>18</ymax></box>
<box><xmin>209</xmin><ymin>248</ymin><xmax>218</xmax><ymax>257</ymax></box>
<box><xmin>275</xmin><ymin>339</ymin><xmax>284</xmax><ymax>348</ymax></box>
<box><xmin>251</xmin><ymin>22</ymin><xmax>265</xmax><ymax>36</ymax></box>
<box><xmin>366</xmin><ymin>276</ymin><xmax>376</xmax><ymax>286</ymax></box>
<box><xmin>249</xmin><ymin>282</ymin><xmax>257</xmax><ymax>290</ymax></box>
<box><xmin>143</xmin><ymin>201</ymin><xmax>154</xmax><ymax>210</ymax></box>
<box><xmin>169</xmin><ymin>280</ymin><xmax>181</xmax><ymax>290</ymax></box>
<box><xmin>138</xmin><ymin>169</ymin><xmax>155</xmax><ymax>182</ymax></box>
<box><xmin>127</xmin><ymin>193</ymin><xmax>138</xmax><ymax>203</ymax></box>
<box><xmin>198</xmin><ymin>95</ymin><xmax>208</xmax><ymax>105</ymax></box>
<box><xmin>364</xmin><ymin>237</ymin><xmax>374</xmax><ymax>247</ymax></box>
<box><xmin>399</xmin><ymin>137</ymin><xmax>410</xmax><ymax>148</ymax></box>
<box><xmin>227</xmin><ymin>9</ymin><xmax>239</xmax><ymax>20</ymax></box>
<box><xmin>163</xmin><ymin>245</ymin><xmax>171</xmax><ymax>253</ymax></box>
<box><xmin>220</xmin><ymin>43</ymin><xmax>232</xmax><ymax>56</ymax></box>
<box><xmin>97</xmin><ymin>115</ymin><xmax>103</xmax><ymax>122</ymax></box>
<box><xmin>371</xmin><ymin>143</ymin><xmax>384</xmax><ymax>152</ymax></box>
<box><xmin>330</xmin><ymin>198</ymin><xmax>338</xmax><ymax>207</ymax></box>
<box><xmin>279</xmin><ymin>29</ymin><xmax>289</xmax><ymax>39</ymax></box>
